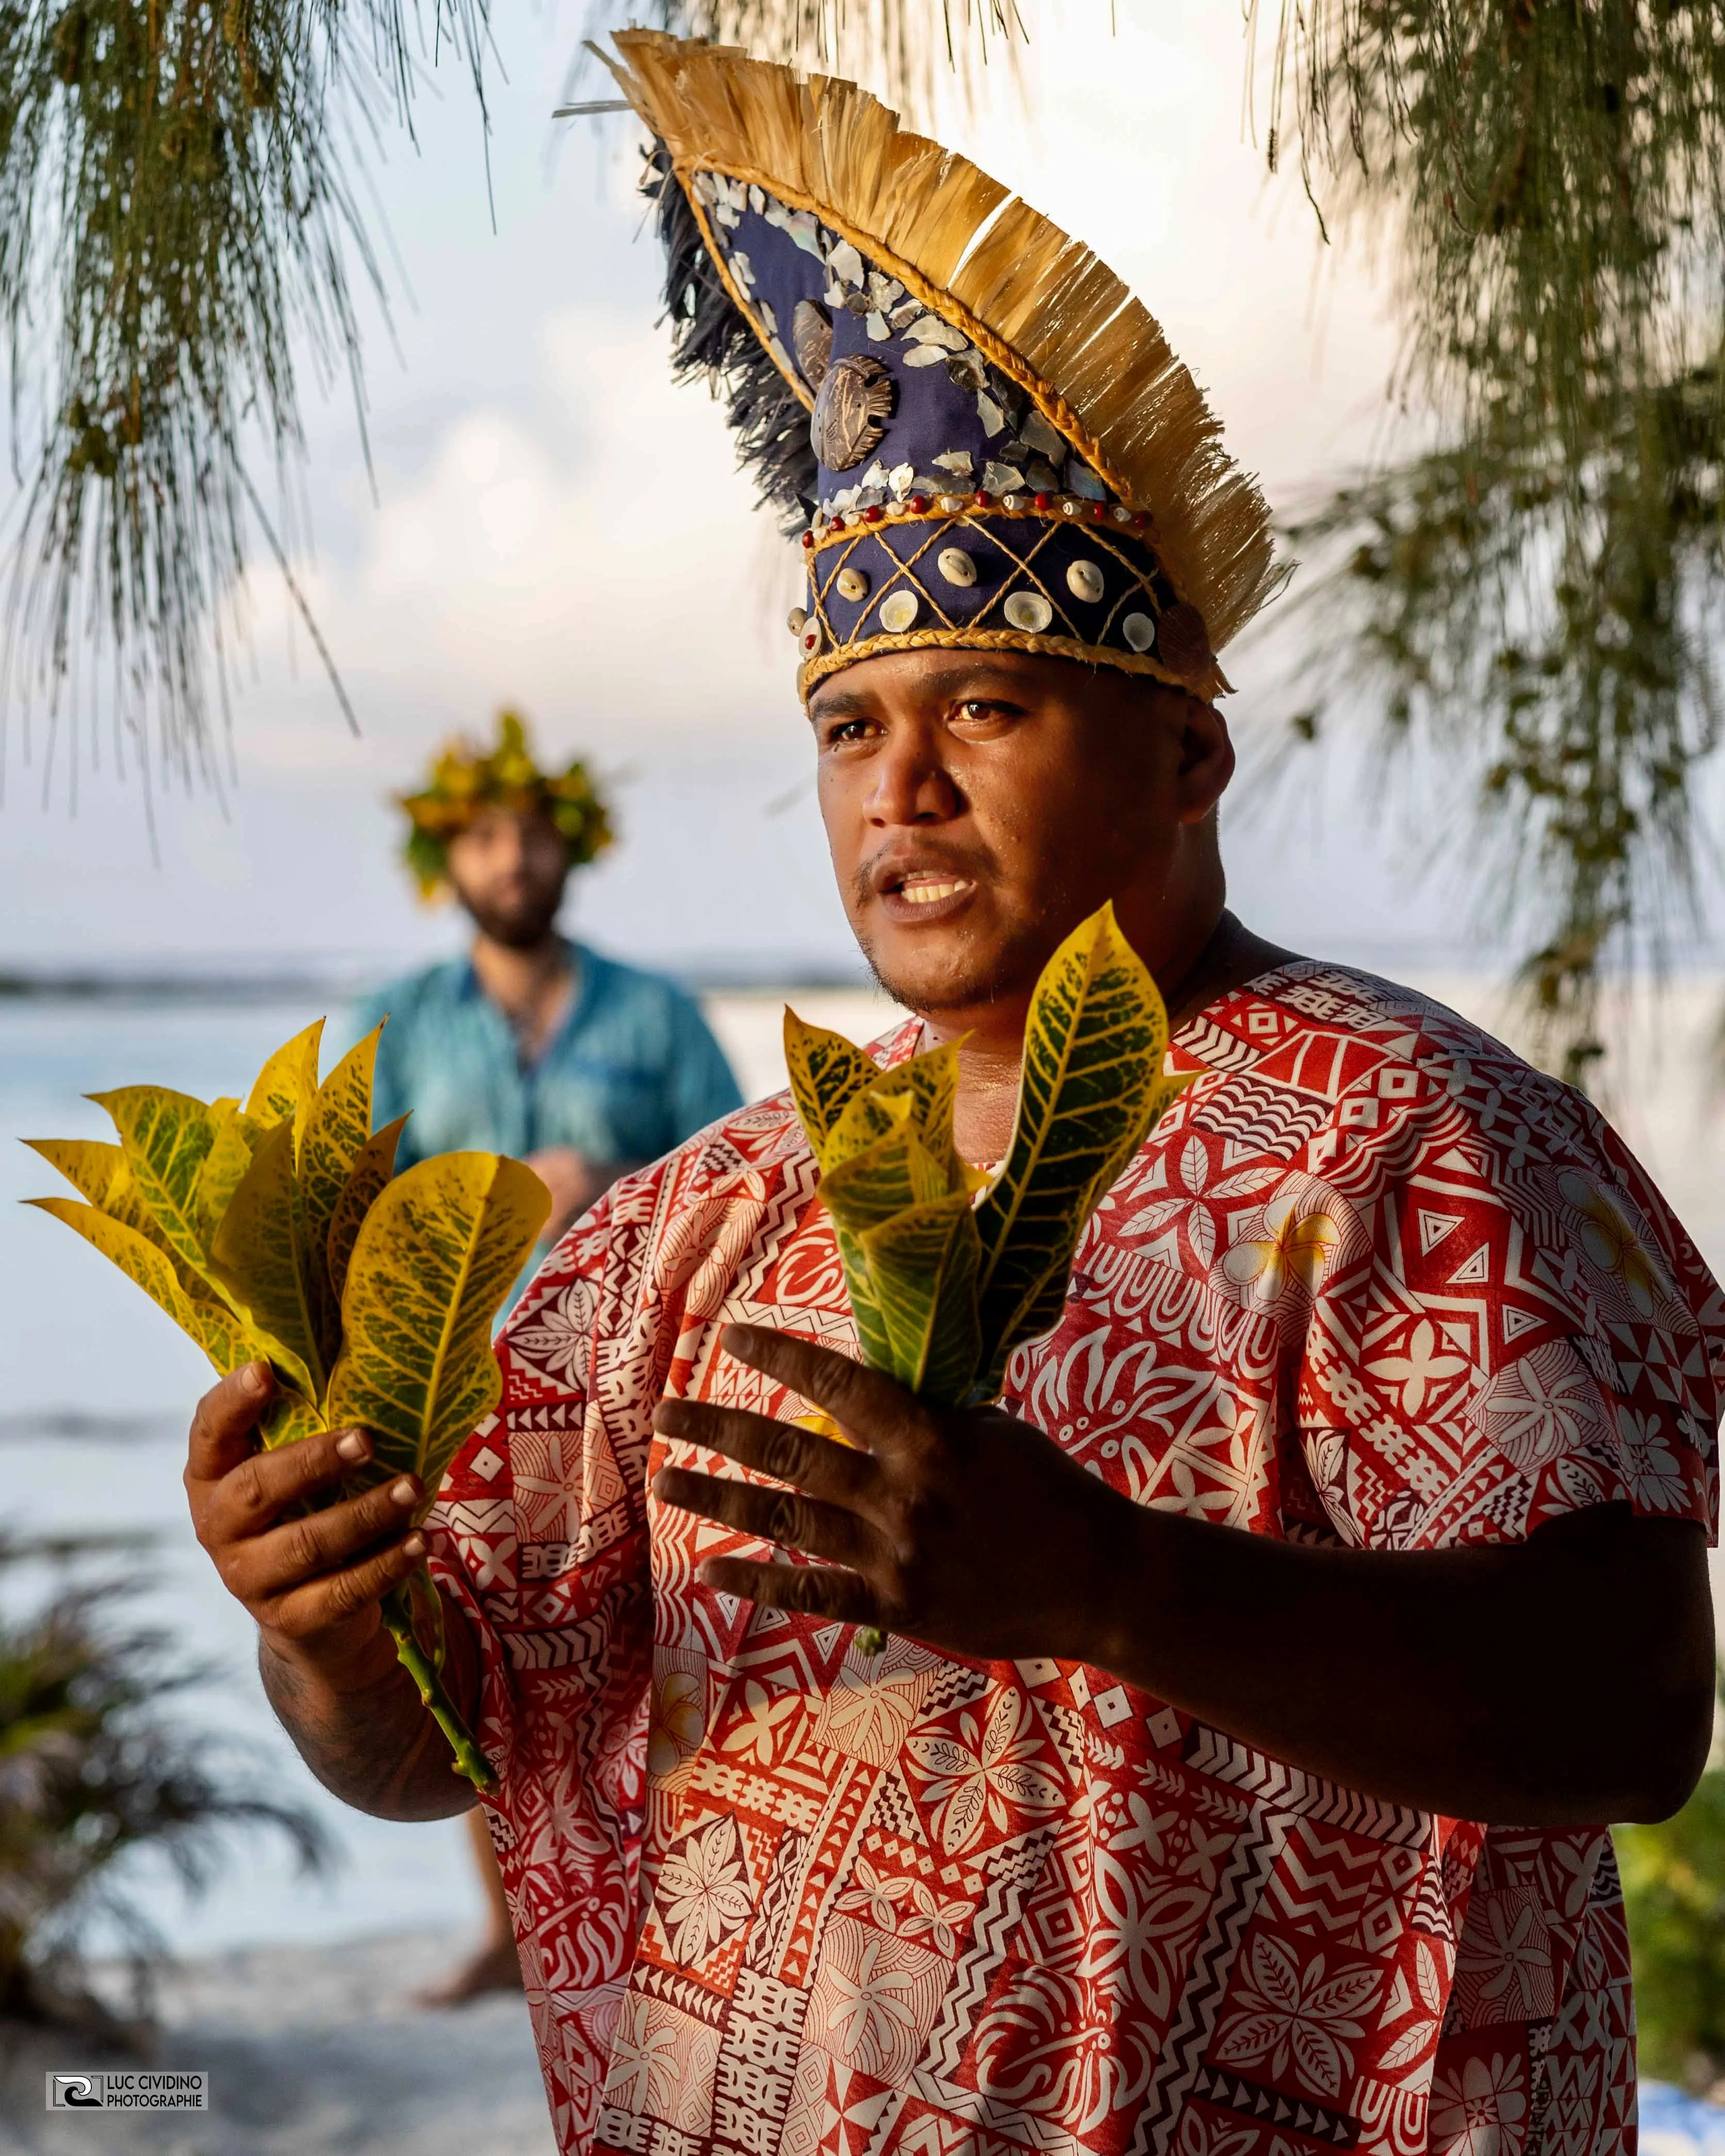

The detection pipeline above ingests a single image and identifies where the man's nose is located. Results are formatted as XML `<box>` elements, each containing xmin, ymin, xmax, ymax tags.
<box><xmin>865</xmin><ymin>736</ymin><xmax>959</xmax><ymax>825</ymax></box>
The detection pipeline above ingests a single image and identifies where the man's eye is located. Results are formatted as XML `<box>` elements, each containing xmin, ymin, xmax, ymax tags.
<box><xmin>825</xmin><ymin>719</ymin><xmax>872</xmax><ymax>745</ymax></box>
<box><xmin>956</xmin><ymin>700</ymin><xmax>1001</xmax><ymax>722</ymax></box>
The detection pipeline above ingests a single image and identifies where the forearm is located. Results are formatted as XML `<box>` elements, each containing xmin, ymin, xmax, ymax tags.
<box><xmin>258</xmin><ymin>1595</ymin><xmax>484</xmax><ymax>1822</ymax></box>
<box><xmin>1085</xmin><ymin>1502</ymin><xmax>1713</xmax><ymax>1825</ymax></box>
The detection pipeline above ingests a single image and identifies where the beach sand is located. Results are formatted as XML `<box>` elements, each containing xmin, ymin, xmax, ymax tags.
<box><xmin>0</xmin><ymin>1931</ymin><xmax>556</xmax><ymax>2155</ymax></box>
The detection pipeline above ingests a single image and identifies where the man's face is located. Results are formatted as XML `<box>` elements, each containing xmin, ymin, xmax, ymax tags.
<box><xmin>809</xmin><ymin>650</ymin><xmax>1234</xmax><ymax>1018</ymax></box>
<box><xmin>445</xmin><ymin>807</ymin><xmax>571</xmax><ymax>948</ymax></box>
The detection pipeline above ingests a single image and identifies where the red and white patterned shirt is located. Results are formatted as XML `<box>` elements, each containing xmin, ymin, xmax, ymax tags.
<box><xmin>425</xmin><ymin>962</ymin><xmax>1722</xmax><ymax>2156</ymax></box>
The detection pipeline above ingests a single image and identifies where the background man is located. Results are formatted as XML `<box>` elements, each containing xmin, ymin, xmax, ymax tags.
<box><xmin>183</xmin><ymin>41</ymin><xmax>1718</xmax><ymax>2156</ymax></box>
<box><xmin>355</xmin><ymin>706</ymin><xmax>741</xmax><ymax>2000</ymax></box>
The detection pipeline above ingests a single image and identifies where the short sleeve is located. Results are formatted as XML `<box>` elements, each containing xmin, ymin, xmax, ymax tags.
<box><xmin>1294</xmin><ymin>1103</ymin><xmax>1722</xmax><ymax>1553</ymax></box>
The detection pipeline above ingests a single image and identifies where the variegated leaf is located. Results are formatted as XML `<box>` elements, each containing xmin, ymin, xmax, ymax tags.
<box><xmin>208</xmin><ymin>1119</ymin><xmax>322</xmax><ymax>1400</ymax></box>
<box><xmin>784</xmin><ymin>1011</ymin><xmax>880</xmax><ymax>1164</ymax></box>
<box><xmin>90</xmin><ymin>1085</ymin><xmax>224</xmax><ymax>1281</ymax></box>
<box><xmin>325</xmin><ymin>1115</ymin><xmax>409</xmax><ymax>1310</ymax></box>
<box><xmin>104</xmin><ymin>1158</ymin><xmax>220</xmax><ymax>1302</ymax></box>
<box><xmin>196</xmin><ymin>1099</ymin><xmax>267</xmax><ymax>1252</ymax></box>
<box><xmin>857</xmin><ymin>1189</ymin><xmax>982</xmax><ymax>1404</ymax></box>
<box><xmin>301</xmin><ymin>1023</ymin><xmax>385</xmax><ymax>1361</ymax></box>
<box><xmin>325</xmin><ymin>1153</ymin><xmax>549</xmax><ymax>1520</ymax></box>
<box><xmin>244</xmin><ymin>1018</ymin><xmax>325</xmax><ymax>1154</ymax></box>
<box><xmin>973</xmin><ymin>904</ymin><xmax>1192</xmax><ymax>1395</ymax></box>
<box><xmin>22</xmin><ymin>1136</ymin><xmax>124</xmax><ymax>1204</ymax></box>
<box><xmin>819</xmin><ymin>1112</ymin><xmax>949</xmax><ymax>1233</ymax></box>
<box><xmin>25</xmin><ymin>1197</ymin><xmax>289</xmax><ymax>1392</ymax></box>
<box><xmin>823</xmin><ymin>1083</ymin><xmax>916</xmax><ymax>1171</ymax></box>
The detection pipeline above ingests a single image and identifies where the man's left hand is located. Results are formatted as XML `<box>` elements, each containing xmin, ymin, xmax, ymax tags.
<box><xmin>654</xmin><ymin>1322</ymin><xmax>1717</xmax><ymax>1826</ymax></box>
<box><xmin>651</xmin><ymin>1322</ymin><xmax>1132</xmax><ymax>1666</ymax></box>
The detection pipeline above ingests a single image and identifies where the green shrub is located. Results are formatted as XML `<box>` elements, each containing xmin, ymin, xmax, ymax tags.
<box><xmin>1619</xmin><ymin>1766</ymin><xmax>1725</xmax><ymax>2089</ymax></box>
<box><xmin>0</xmin><ymin>1527</ymin><xmax>327</xmax><ymax>2027</ymax></box>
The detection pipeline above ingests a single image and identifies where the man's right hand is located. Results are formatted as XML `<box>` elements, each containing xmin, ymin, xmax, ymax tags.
<box><xmin>184</xmin><ymin>1362</ymin><xmax>480</xmax><ymax>1819</ymax></box>
<box><xmin>186</xmin><ymin>1361</ymin><xmax>426</xmax><ymax>1674</ymax></box>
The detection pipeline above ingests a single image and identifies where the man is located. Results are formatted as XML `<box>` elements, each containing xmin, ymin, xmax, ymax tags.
<box><xmin>184</xmin><ymin>38</ymin><xmax>1719</xmax><ymax>2156</ymax></box>
<box><xmin>364</xmin><ymin>709</ymin><xmax>742</xmax><ymax>1250</ymax></box>
<box><xmin>355</xmin><ymin>707</ymin><xmax>742</xmax><ymax>1999</ymax></box>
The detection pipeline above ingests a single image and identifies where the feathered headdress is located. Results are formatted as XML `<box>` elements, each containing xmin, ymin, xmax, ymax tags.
<box><xmin>600</xmin><ymin>30</ymin><xmax>1282</xmax><ymax>701</ymax></box>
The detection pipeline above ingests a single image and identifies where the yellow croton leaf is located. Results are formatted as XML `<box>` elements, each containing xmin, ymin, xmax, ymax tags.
<box><xmin>196</xmin><ymin>1099</ymin><xmax>267</xmax><ymax>1253</ymax></box>
<box><xmin>88</xmin><ymin>1086</ymin><xmax>226</xmax><ymax>1283</ymax></box>
<box><xmin>783</xmin><ymin>902</ymin><xmax>1194</xmax><ymax>1419</ymax></box>
<box><xmin>325</xmin><ymin>1114</ymin><xmax>409</xmax><ymax>1312</ymax></box>
<box><xmin>244</xmin><ymin>1019</ymin><xmax>326</xmax><ymax>1156</ymax></box>
<box><xmin>21</xmin><ymin>1136</ymin><xmax>124</xmax><ymax>1205</ymax></box>
<box><xmin>25</xmin><ymin>1136</ymin><xmax>223</xmax><ymax>1305</ymax></box>
<box><xmin>858</xmin><ymin>1188</ymin><xmax>983</xmax><ymax>1404</ymax></box>
<box><xmin>208</xmin><ymin>1120</ymin><xmax>323</xmax><ymax>1402</ymax></box>
<box><xmin>25</xmin><ymin>1198</ymin><xmax>281</xmax><ymax>1385</ymax></box>
<box><xmin>302</xmin><ymin>1025</ymin><xmax>383</xmax><ymax>1252</ymax></box>
<box><xmin>300</xmin><ymin>1023</ymin><xmax>386</xmax><ymax>1360</ymax></box>
<box><xmin>972</xmin><ymin>904</ymin><xmax>1191</xmax><ymax>1394</ymax></box>
<box><xmin>783</xmin><ymin>1012</ymin><xmax>879</xmax><ymax>1166</ymax></box>
<box><xmin>326</xmin><ymin>1153</ymin><xmax>549</xmax><ymax>1520</ymax></box>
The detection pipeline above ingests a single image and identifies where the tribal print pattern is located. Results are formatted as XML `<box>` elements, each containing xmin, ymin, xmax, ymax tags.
<box><xmin>424</xmin><ymin>962</ymin><xmax>1722</xmax><ymax>2156</ymax></box>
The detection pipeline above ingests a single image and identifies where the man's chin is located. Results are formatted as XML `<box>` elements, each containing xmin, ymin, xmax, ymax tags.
<box><xmin>858</xmin><ymin>924</ymin><xmax>1048</xmax><ymax>1021</ymax></box>
<box><xmin>468</xmin><ymin>907</ymin><xmax>563</xmax><ymax>950</ymax></box>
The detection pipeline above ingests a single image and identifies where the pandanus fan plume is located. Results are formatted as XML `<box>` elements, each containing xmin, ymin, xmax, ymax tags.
<box><xmin>23</xmin><ymin>1020</ymin><xmax>550</xmax><ymax>1789</ymax></box>
<box><xmin>785</xmin><ymin>904</ymin><xmax>1194</xmax><ymax>1651</ymax></box>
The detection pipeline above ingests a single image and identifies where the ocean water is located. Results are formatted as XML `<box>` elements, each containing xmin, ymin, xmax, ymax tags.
<box><xmin>3</xmin><ymin>970</ymin><xmax>1723</xmax><ymax>1956</ymax></box>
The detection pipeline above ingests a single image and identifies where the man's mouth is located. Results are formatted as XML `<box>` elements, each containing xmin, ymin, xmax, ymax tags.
<box><xmin>869</xmin><ymin>861</ymin><xmax>981</xmax><ymax>923</ymax></box>
<box><xmin>897</xmin><ymin>871</ymin><xmax>975</xmax><ymax>906</ymax></box>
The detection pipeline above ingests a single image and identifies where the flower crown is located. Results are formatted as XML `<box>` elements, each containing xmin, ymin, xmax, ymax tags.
<box><xmin>397</xmin><ymin>711</ymin><xmax>614</xmax><ymax>900</ymax></box>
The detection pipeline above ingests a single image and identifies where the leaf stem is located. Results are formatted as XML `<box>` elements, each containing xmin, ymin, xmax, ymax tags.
<box><xmin>383</xmin><ymin>1573</ymin><xmax>495</xmax><ymax>1793</ymax></box>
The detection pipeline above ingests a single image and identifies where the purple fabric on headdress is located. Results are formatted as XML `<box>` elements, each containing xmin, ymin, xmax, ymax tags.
<box><xmin>690</xmin><ymin>168</ymin><xmax>1207</xmax><ymax>689</ymax></box>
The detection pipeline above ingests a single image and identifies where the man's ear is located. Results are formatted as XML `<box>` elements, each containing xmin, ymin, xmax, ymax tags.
<box><xmin>1174</xmin><ymin>695</ymin><xmax>1234</xmax><ymax>825</ymax></box>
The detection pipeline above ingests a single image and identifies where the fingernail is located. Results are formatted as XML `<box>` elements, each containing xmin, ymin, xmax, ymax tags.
<box><xmin>390</xmin><ymin>1477</ymin><xmax>417</xmax><ymax>1506</ymax></box>
<box><xmin>335</xmin><ymin>1430</ymin><xmax>370</xmax><ymax>1464</ymax></box>
<box><xmin>403</xmin><ymin>1533</ymin><xmax>426</xmax><ymax>1560</ymax></box>
<box><xmin>240</xmin><ymin>1362</ymin><xmax>268</xmax><ymax>1395</ymax></box>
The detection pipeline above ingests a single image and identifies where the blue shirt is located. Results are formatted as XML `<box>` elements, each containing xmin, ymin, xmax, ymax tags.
<box><xmin>353</xmin><ymin>939</ymin><xmax>743</xmax><ymax>1173</ymax></box>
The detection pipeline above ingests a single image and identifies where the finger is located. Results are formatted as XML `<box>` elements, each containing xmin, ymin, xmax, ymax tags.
<box><xmin>697</xmin><ymin>1554</ymin><xmax>880</xmax><ymax>1626</ymax></box>
<box><xmin>201</xmin><ymin>1424</ymin><xmax>380</xmax><ymax>1544</ymax></box>
<box><xmin>654</xmin><ymin>1465</ymin><xmax>881</xmax><ymax>1573</ymax></box>
<box><xmin>266</xmin><ymin>1530</ymin><xmax>428</xmax><ymax>1643</ymax></box>
<box><xmin>225</xmin><ymin>1475</ymin><xmax>422</xmax><ymax>1601</ymax></box>
<box><xmin>653</xmin><ymin>1396</ymin><xmax>880</xmax><ymax>1508</ymax></box>
<box><xmin>186</xmin><ymin>1363</ymin><xmax>276</xmax><ymax>1484</ymax></box>
<box><xmin>719</xmin><ymin>1325</ymin><xmax>921</xmax><ymax>1453</ymax></box>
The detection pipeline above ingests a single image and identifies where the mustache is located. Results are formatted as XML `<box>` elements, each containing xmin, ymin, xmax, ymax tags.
<box><xmin>851</xmin><ymin>838</ymin><xmax>997</xmax><ymax>910</ymax></box>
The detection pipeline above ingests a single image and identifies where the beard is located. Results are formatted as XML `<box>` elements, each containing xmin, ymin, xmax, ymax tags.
<box><xmin>858</xmin><ymin>921</ymin><xmax>1060</xmax><ymax>1016</ymax></box>
<box><xmin>458</xmin><ymin>885</ymin><xmax>565</xmax><ymax>950</ymax></box>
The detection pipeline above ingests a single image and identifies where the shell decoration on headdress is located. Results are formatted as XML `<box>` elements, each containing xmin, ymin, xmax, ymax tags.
<box><xmin>598</xmin><ymin>31</ymin><xmax>1284</xmax><ymax>702</ymax></box>
<box><xmin>397</xmin><ymin>710</ymin><xmax>614</xmax><ymax>901</ymax></box>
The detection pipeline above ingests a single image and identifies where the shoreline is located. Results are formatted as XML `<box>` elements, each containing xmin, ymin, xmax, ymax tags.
<box><xmin>2</xmin><ymin>1929</ymin><xmax>555</xmax><ymax>2155</ymax></box>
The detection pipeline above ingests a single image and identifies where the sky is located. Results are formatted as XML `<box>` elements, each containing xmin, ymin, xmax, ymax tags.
<box><xmin>0</xmin><ymin>0</ymin><xmax>1483</xmax><ymax>984</ymax></box>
